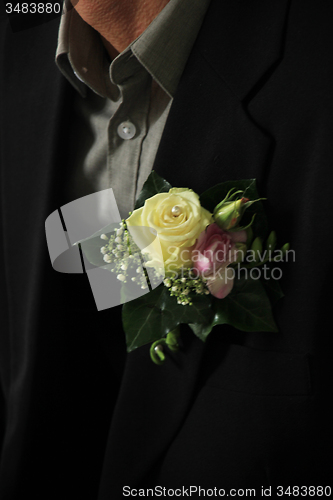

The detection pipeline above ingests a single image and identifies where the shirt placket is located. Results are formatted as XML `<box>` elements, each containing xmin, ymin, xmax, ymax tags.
<box><xmin>107</xmin><ymin>54</ymin><xmax>152</xmax><ymax>219</ymax></box>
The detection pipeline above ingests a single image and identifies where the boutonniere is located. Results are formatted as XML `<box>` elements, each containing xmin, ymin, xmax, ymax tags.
<box><xmin>81</xmin><ymin>172</ymin><xmax>289</xmax><ymax>365</ymax></box>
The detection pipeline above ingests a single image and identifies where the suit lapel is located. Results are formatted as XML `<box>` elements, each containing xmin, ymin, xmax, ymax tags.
<box><xmin>100</xmin><ymin>0</ymin><xmax>291</xmax><ymax>491</ymax></box>
<box><xmin>98</xmin><ymin>330</ymin><xmax>205</xmax><ymax>496</ymax></box>
<box><xmin>154</xmin><ymin>0</ymin><xmax>291</xmax><ymax>193</ymax></box>
<box><xmin>197</xmin><ymin>0</ymin><xmax>291</xmax><ymax>101</ymax></box>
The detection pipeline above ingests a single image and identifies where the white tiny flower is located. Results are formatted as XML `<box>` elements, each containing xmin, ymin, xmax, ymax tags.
<box><xmin>117</xmin><ymin>228</ymin><xmax>123</xmax><ymax>236</ymax></box>
<box><xmin>117</xmin><ymin>274</ymin><xmax>126</xmax><ymax>282</ymax></box>
<box><xmin>100</xmin><ymin>234</ymin><xmax>108</xmax><ymax>240</ymax></box>
<box><xmin>163</xmin><ymin>279</ymin><xmax>171</xmax><ymax>287</ymax></box>
<box><xmin>100</xmin><ymin>246</ymin><xmax>108</xmax><ymax>254</ymax></box>
<box><xmin>136</xmin><ymin>267</ymin><xmax>142</xmax><ymax>273</ymax></box>
<box><xmin>181</xmin><ymin>278</ymin><xmax>187</xmax><ymax>283</ymax></box>
<box><xmin>171</xmin><ymin>286</ymin><xmax>178</xmax><ymax>292</ymax></box>
<box><xmin>115</xmin><ymin>237</ymin><xmax>122</xmax><ymax>244</ymax></box>
<box><xmin>131</xmin><ymin>277</ymin><xmax>136</xmax><ymax>282</ymax></box>
<box><xmin>103</xmin><ymin>254</ymin><xmax>111</xmax><ymax>263</ymax></box>
<box><xmin>121</xmin><ymin>263</ymin><xmax>128</xmax><ymax>271</ymax></box>
<box><xmin>141</xmin><ymin>284</ymin><xmax>148</xmax><ymax>289</ymax></box>
<box><xmin>117</xmin><ymin>244</ymin><xmax>124</xmax><ymax>251</ymax></box>
<box><xmin>182</xmin><ymin>301</ymin><xmax>187</xmax><ymax>306</ymax></box>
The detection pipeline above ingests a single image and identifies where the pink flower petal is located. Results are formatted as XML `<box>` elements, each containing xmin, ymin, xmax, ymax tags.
<box><xmin>207</xmin><ymin>267</ymin><xmax>234</xmax><ymax>299</ymax></box>
<box><xmin>195</xmin><ymin>255</ymin><xmax>211</xmax><ymax>273</ymax></box>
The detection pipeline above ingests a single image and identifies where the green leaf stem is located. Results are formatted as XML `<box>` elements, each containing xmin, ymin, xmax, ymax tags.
<box><xmin>200</xmin><ymin>179</ymin><xmax>268</xmax><ymax>239</ymax></box>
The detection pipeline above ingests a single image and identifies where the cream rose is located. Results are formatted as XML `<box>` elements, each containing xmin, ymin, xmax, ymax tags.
<box><xmin>126</xmin><ymin>188</ymin><xmax>212</xmax><ymax>275</ymax></box>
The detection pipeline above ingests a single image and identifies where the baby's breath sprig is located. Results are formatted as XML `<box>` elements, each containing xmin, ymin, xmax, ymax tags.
<box><xmin>100</xmin><ymin>220</ymin><xmax>163</xmax><ymax>289</ymax></box>
<box><xmin>100</xmin><ymin>223</ymin><xmax>210</xmax><ymax>302</ymax></box>
<box><xmin>99</xmin><ymin>220</ymin><xmax>134</xmax><ymax>283</ymax></box>
<box><xmin>163</xmin><ymin>268</ymin><xmax>210</xmax><ymax>306</ymax></box>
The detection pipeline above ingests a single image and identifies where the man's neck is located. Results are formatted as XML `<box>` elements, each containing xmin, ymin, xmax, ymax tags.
<box><xmin>73</xmin><ymin>0</ymin><xmax>170</xmax><ymax>59</ymax></box>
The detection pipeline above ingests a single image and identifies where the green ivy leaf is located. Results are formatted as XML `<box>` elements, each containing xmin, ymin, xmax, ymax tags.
<box><xmin>188</xmin><ymin>322</ymin><xmax>214</xmax><ymax>342</ymax></box>
<box><xmin>122</xmin><ymin>285</ymin><xmax>214</xmax><ymax>352</ymax></box>
<box><xmin>135</xmin><ymin>171</ymin><xmax>172</xmax><ymax>209</ymax></box>
<box><xmin>122</xmin><ymin>287</ymin><xmax>166</xmax><ymax>352</ymax></box>
<box><xmin>189</xmin><ymin>275</ymin><xmax>278</xmax><ymax>340</ymax></box>
<box><xmin>262</xmin><ymin>278</ymin><xmax>284</xmax><ymax>305</ymax></box>
<box><xmin>216</xmin><ymin>276</ymin><xmax>278</xmax><ymax>332</ymax></box>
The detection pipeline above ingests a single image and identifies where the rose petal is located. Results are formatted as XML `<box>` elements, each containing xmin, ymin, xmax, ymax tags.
<box><xmin>194</xmin><ymin>227</ymin><xmax>209</xmax><ymax>253</ymax></box>
<box><xmin>195</xmin><ymin>255</ymin><xmax>211</xmax><ymax>273</ymax></box>
<box><xmin>207</xmin><ymin>267</ymin><xmax>234</xmax><ymax>299</ymax></box>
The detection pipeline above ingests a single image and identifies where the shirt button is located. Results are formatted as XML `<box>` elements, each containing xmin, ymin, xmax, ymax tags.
<box><xmin>117</xmin><ymin>121</ymin><xmax>136</xmax><ymax>140</ymax></box>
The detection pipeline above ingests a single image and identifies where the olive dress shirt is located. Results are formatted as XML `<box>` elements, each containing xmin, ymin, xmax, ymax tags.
<box><xmin>56</xmin><ymin>0</ymin><xmax>211</xmax><ymax>217</ymax></box>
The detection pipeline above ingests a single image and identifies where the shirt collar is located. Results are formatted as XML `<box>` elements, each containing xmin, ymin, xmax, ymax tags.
<box><xmin>56</xmin><ymin>0</ymin><xmax>108</xmax><ymax>98</ymax></box>
<box><xmin>56</xmin><ymin>0</ymin><xmax>211</xmax><ymax>99</ymax></box>
<box><xmin>129</xmin><ymin>0</ymin><xmax>211</xmax><ymax>98</ymax></box>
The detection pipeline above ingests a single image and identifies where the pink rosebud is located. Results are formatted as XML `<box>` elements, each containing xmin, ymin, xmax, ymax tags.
<box><xmin>214</xmin><ymin>197</ymin><xmax>249</xmax><ymax>230</ymax></box>
<box><xmin>192</xmin><ymin>223</ymin><xmax>247</xmax><ymax>299</ymax></box>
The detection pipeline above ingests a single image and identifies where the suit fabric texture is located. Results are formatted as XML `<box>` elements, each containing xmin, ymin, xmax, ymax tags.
<box><xmin>0</xmin><ymin>0</ymin><xmax>333</xmax><ymax>498</ymax></box>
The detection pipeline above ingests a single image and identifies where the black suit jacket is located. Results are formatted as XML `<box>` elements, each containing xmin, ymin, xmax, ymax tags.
<box><xmin>1</xmin><ymin>1</ymin><xmax>333</xmax><ymax>498</ymax></box>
